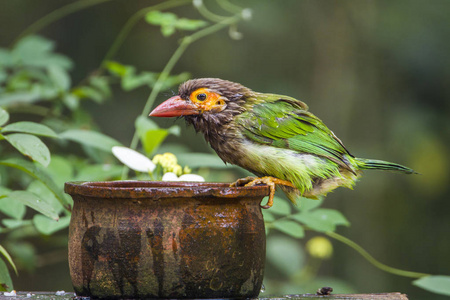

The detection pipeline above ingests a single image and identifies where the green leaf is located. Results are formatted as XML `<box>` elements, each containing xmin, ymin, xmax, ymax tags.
<box><xmin>0</xmin><ymin>107</ymin><xmax>9</xmax><ymax>126</ymax></box>
<box><xmin>13</xmin><ymin>35</ymin><xmax>54</xmax><ymax>58</ymax></box>
<box><xmin>33</xmin><ymin>215</ymin><xmax>70</xmax><ymax>235</ymax></box>
<box><xmin>10</xmin><ymin>68</ymin><xmax>48</xmax><ymax>86</ymax></box>
<box><xmin>161</xmin><ymin>25</ymin><xmax>176</xmax><ymax>37</ymax></box>
<box><xmin>175</xmin><ymin>18</ymin><xmax>208</xmax><ymax>31</ymax></box>
<box><xmin>75</xmin><ymin>164</ymin><xmax>123</xmax><ymax>181</ymax></box>
<box><xmin>105</xmin><ymin>61</ymin><xmax>128</xmax><ymax>77</ymax></box>
<box><xmin>72</xmin><ymin>86</ymin><xmax>104</xmax><ymax>103</ymax></box>
<box><xmin>2</xmin><ymin>219</ymin><xmax>25</xmax><ymax>229</ymax></box>
<box><xmin>0</xmin><ymin>48</ymin><xmax>14</xmax><ymax>67</ymax></box>
<box><xmin>136</xmin><ymin>115</ymin><xmax>159</xmax><ymax>131</ymax></box>
<box><xmin>0</xmin><ymin>69</ymin><xmax>7</xmax><ymax>84</ymax></box>
<box><xmin>145</xmin><ymin>11</ymin><xmax>178</xmax><ymax>26</ymax></box>
<box><xmin>59</xmin><ymin>129</ymin><xmax>122</xmax><ymax>152</ymax></box>
<box><xmin>122</xmin><ymin>70</ymin><xmax>156</xmax><ymax>91</ymax></box>
<box><xmin>0</xmin><ymin>186</ymin><xmax>11</xmax><ymax>196</ymax></box>
<box><xmin>413</xmin><ymin>275</ymin><xmax>450</xmax><ymax>296</ymax></box>
<box><xmin>13</xmin><ymin>36</ymin><xmax>72</xmax><ymax>69</ymax></box>
<box><xmin>262</xmin><ymin>210</ymin><xmax>275</xmax><ymax>222</ymax></box>
<box><xmin>47</xmin><ymin>65</ymin><xmax>71</xmax><ymax>90</ymax></box>
<box><xmin>0</xmin><ymin>245</ymin><xmax>17</xmax><ymax>276</ymax></box>
<box><xmin>291</xmin><ymin>212</ymin><xmax>333</xmax><ymax>232</ymax></box>
<box><xmin>269</xmin><ymin>196</ymin><xmax>291</xmax><ymax>215</ymax></box>
<box><xmin>156</xmin><ymin>143</ymin><xmax>190</xmax><ymax>156</ymax></box>
<box><xmin>0</xmin><ymin>90</ymin><xmax>42</xmax><ymax>106</ymax></box>
<box><xmin>297</xmin><ymin>197</ymin><xmax>323</xmax><ymax>211</ymax></box>
<box><xmin>273</xmin><ymin>219</ymin><xmax>304</xmax><ymax>238</ymax></box>
<box><xmin>145</xmin><ymin>11</ymin><xmax>179</xmax><ymax>37</ymax></box>
<box><xmin>168</xmin><ymin>126</ymin><xmax>181</xmax><ymax>136</ymax></box>
<box><xmin>63</xmin><ymin>93</ymin><xmax>79</xmax><ymax>110</ymax></box>
<box><xmin>27</xmin><ymin>181</ymin><xmax>64</xmax><ymax>215</ymax></box>
<box><xmin>89</xmin><ymin>76</ymin><xmax>111</xmax><ymax>97</ymax></box>
<box><xmin>0</xmin><ymin>193</ymin><xmax>26</xmax><ymax>220</ymax></box>
<box><xmin>4</xmin><ymin>133</ymin><xmax>51</xmax><ymax>167</ymax></box>
<box><xmin>176</xmin><ymin>153</ymin><xmax>228</xmax><ymax>169</ymax></box>
<box><xmin>0</xmin><ymin>257</ymin><xmax>13</xmax><ymax>291</ymax></box>
<box><xmin>145</xmin><ymin>11</ymin><xmax>206</xmax><ymax>37</ymax></box>
<box><xmin>46</xmin><ymin>156</ymin><xmax>74</xmax><ymax>187</ymax></box>
<box><xmin>4</xmin><ymin>242</ymin><xmax>36</xmax><ymax>273</ymax></box>
<box><xmin>290</xmin><ymin>209</ymin><xmax>350</xmax><ymax>232</ymax></box>
<box><xmin>73</xmin><ymin>76</ymin><xmax>111</xmax><ymax>102</ymax></box>
<box><xmin>107</xmin><ymin>62</ymin><xmax>185</xmax><ymax>91</ymax></box>
<box><xmin>0</xmin><ymin>158</ymin><xmax>70</xmax><ymax>209</ymax></box>
<box><xmin>7</xmin><ymin>191</ymin><xmax>59</xmax><ymax>220</ymax></box>
<box><xmin>315</xmin><ymin>209</ymin><xmax>350</xmax><ymax>226</ymax></box>
<box><xmin>136</xmin><ymin>116</ymin><xmax>178</xmax><ymax>154</ymax></box>
<box><xmin>266</xmin><ymin>235</ymin><xmax>305</xmax><ymax>276</ymax></box>
<box><xmin>2</xmin><ymin>121</ymin><xmax>58</xmax><ymax>138</ymax></box>
<box><xmin>142</xmin><ymin>129</ymin><xmax>169</xmax><ymax>155</ymax></box>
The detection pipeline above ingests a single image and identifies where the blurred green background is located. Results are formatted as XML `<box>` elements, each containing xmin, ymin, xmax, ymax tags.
<box><xmin>1</xmin><ymin>0</ymin><xmax>449</xmax><ymax>299</ymax></box>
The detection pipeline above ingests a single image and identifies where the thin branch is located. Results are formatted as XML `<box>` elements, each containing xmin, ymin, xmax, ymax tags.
<box><xmin>99</xmin><ymin>0</ymin><xmax>191</xmax><ymax>71</ymax></box>
<box><xmin>12</xmin><ymin>0</ymin><xmax>112</xmax><ymax>46</ymax></box>
<box><xmin>325</xmin><ymin>231</ymin><xmax>430</xmax><ymax>278</ymax></box>
<box><xmin>121</xmin><ymin>12</ymin><xmax>243</xmax><ymax>179</ymax></box>
<box><xmin>216</xmin><ymin>0</ymin><xmax>242</xmax><ymax>14</ymax></box>
<box><xmin>194</xmin><ymin>0</ymin><xmax>228</xmax><ymax>23</ymax></box>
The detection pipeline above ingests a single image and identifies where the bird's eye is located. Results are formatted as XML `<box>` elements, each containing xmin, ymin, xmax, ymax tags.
<box><xmin>196</xmin><ymin>93</ymin><xmax>207</xmax><ymax>101</ymax></box>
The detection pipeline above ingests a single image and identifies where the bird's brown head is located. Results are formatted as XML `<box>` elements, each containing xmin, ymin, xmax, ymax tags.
<box><xmin>149</xmin><ymin>78</ymin><xmax>252</xmax><ymax>121</ymax></box>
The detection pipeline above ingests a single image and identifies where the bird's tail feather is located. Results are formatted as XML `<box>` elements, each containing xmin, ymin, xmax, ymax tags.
<box><xmin>356</xmin><ymin>158</ymin><xmax>416</xmax><ymax>174</ymax></box>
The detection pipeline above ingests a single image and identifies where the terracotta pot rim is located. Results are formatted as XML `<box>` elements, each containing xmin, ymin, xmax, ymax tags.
<box><xmin>65</xmin><ymin>180</ymin><xmax>270</xmax><ymax>199</ymax></box>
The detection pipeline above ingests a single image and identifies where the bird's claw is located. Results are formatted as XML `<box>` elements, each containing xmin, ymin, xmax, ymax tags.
<box><xmin>229</xmin><ymin>176</ymin><xmax>256</xmax><ymax>187</ymax></box>
<box><xmin>231</xmin><ymin>176</ymin><xmax>294</xmax><ymax>209</ymax></box>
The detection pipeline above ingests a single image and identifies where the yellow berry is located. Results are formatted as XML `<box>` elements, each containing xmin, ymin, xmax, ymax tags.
<box><xmin>306</xmin><ymin>236</ymin><xmax>333</xmax><ymax>259</ymax></box>
<box><xmin>172</xmin><ymin>164</ymin><xmax>183</xmax><ymax>176</ymax></box>
<box><xmin>183</xmin><ymin>165</ymin><xmax>192</xmax><ymax>174</ymax></box>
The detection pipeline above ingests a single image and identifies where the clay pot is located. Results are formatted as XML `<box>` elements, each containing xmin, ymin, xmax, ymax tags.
<box><xmin>64</xmin><ymin>181</ymin><xmax>269</xmax><ymax>299</ymax></box>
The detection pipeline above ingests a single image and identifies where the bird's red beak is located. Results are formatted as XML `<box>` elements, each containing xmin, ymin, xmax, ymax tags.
<box><xmin>149</xmin><ymin>96</ymin><xmax>199</xmax><ymax>117</ymax></box>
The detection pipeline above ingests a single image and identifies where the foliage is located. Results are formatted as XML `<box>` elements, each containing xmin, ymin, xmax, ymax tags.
<box><xmin>145</xmin><ymin>10</ymin><xmax>208</xmax><ymax>37</ymax></box>
<box><xmin>413</xmin><ymin>276</ymin><xmax>450</xmax><ymax>297</ymax></box>
<box><xmin>0</xmin><ymin>0</ymin><xmax>449</xmax><ymax>298</ymax></box>
<box><xmin>0</xmin><ymin>0</ymin><xmax>247</xmax><ymax>292</ymax></box>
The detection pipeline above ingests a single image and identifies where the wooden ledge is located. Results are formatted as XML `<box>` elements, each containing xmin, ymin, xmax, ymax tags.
<box><xmin>261</xmin><ymin>293</ymin><xmax>408</xmax><ymax>299</ymax></box>
<box><xmin>2</xmin><ymin>291</ymin><xmax>408</xmax><ymax>299</ymax></box>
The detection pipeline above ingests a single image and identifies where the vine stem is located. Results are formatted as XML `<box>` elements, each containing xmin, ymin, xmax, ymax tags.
<box><xmin>99</xmin><ymin>0</ymin><xmax>191</xmax><ymax>70</ymax></box>
<box><xmin>195</xmin><ymin>1</ymin><xmax>228</xmax><ymax>23</ymax></box>
<box><xmin>325</xmin><ymin>231</ymin><xmax>430</xmax><ymax>278</ymax></box>
<box><xmin>11</xmin><ymin>0</ymin><xmax>112</xmax><ymax>46</ymax></box>
<box><xmin>139</xmin><ymin>13</ymin><xmax>242</xmax><ymax>119</ymax></box>
<box><xmin>121</xmin><ymin>12</ymin><xmax>243</xmax><ymax>179</ymax></box>
<box><xmin>216</xmin><ymin>0</ymin><xmax>242</xmax><ymax>14</ymax></box>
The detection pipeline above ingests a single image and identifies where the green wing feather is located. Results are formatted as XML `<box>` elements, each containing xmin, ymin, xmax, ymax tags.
<box><xmin>237</xmin><ymin>94</ymin><xmax>356</xmax><ymax>173</ymax></box>
<box><xmin>233</xmin><ymin>93</ymin><xmax>414</xmax><ymax>201</ymax></box>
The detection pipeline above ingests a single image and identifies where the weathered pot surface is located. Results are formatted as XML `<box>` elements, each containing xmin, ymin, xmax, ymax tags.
<box><xmin>65</xmin><ymin>181</ymin><xmax>269</xmax><ymax>299</ymax></box>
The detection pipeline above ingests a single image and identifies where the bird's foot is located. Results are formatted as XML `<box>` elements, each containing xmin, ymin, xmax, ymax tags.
<box><xmin>232</xmin><ymin>176</ymin><xmax>294</xmax><ymax>209</ymax></box>
<box><xmin>229</xmin><ymin>176</ymin><xmax>256</xmax><ymax>187</ymax></box>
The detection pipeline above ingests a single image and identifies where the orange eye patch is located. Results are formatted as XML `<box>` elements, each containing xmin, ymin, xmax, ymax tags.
<box><xmin>189</xmin><ymin>88</ymin><xmax>226</xmax><ymax>112</ymax></box>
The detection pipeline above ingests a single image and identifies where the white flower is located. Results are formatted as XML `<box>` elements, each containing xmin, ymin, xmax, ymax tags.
<box><xmin>241</xmin><ymin>9</ymin><xmax>252</xmax><ymax>21</ymax></box>
<box><xmin>112</xmin><ymin>146</ymin><xmax>155</xmax><ymax>173</ymax></box>
<box><xmin>162</xmin><ymin>172</ymin><xmax>178</xmax><ymax>181</ymax></box>
<box><xmin>4</xmin><ymin>290</ymin><xmax>16</xmax><ymax>296</ymax></box>
<box><xmin>193</xmin><ymin>0</ymin><xmax>203</xmax><ymax>8</ymax></box>
<box><xmin>162</xmin><ymin>172</ymin><xmax>205</xmax><ymax>182</ymax></box>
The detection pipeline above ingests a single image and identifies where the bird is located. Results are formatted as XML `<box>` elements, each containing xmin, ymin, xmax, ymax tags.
<box><xmin>149</xmin><ymin>78</ymin><xmax>415</xmax><ymax>208</ymax></box>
